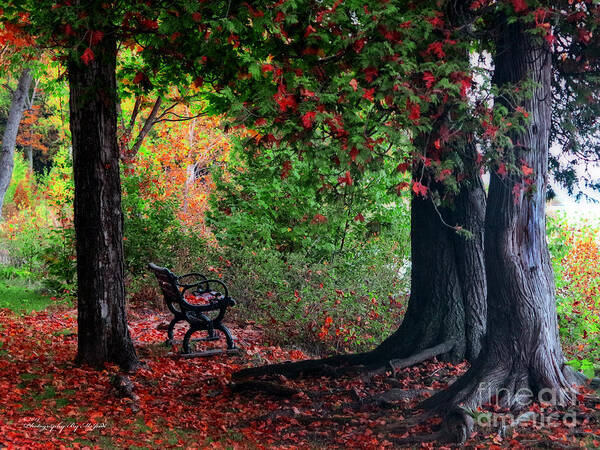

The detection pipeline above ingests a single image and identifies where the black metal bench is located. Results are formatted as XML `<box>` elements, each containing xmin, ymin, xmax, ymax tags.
<box><xmin>148</xmin><ymin>263</ymin><xmax>237</xmax><ymax>355</ymax></box>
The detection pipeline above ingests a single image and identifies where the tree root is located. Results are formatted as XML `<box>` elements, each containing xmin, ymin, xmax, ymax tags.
<box><xmin>414</xmin><ymin>355</ymin><xmax>587</xmax><ymax>444</ymax></box>
<box><xmin>233</xmin><ymin>340</ymin><xmax>456</xmax><ymax>381</ymax></box>
<box><xmin>387</xmin><ymin>340</ymin><xmax>456</xmax><ymax>376</ymax></box>
<box><xmin>231</xmin><ymin>380</ymin><xmax>302</xmax><ymax>397</ymax></box>
<box><xmin>232</xmin><ymin>350</ymin><xmax>378</xmax><ymax>380</ymax></box>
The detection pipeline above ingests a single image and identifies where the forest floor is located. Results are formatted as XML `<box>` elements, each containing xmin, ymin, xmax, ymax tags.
<box><xmin>1</xmin><ymin>306</ymin><xmax>599</xmax><ymax>449</ymax></box>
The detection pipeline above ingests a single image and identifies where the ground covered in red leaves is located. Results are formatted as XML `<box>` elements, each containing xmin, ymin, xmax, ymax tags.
<box><xmin>1</xmin><ymin>307</ymin><xmax>599</xmax><ymax>449</ymax></box>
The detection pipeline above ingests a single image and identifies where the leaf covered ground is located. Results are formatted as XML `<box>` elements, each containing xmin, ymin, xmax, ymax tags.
<box><xmin>1</xmin><ymin>307</ymin><xmax>599</xmax><ymax>449</ymax></box>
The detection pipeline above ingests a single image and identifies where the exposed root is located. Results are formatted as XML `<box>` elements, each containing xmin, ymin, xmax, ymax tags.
<box><xmin>387</xmin><ymin>340</ymin><xmax>456</xmax><ymax>376</ymax></box>
<box><xmin>233</xmin><ymin>340</ymin><xmax>456</xmax><ymax>381</ymax></box>
<box><xmin>415</xmin><ymin>354</ymin><xmax>585</xmax><ymax>444</ymax></box>
<box><xmin>367</xmin><ymin>388</ymin><xmax>432</xmax><ymax>407</ymax></box>
<box><xmin>231</xmin><ymin>380</ymin><xmax>301</xmax><ymax>397</ymax></box>
<box><xmin>232</xmin><ymin>350</ymin><xmax>380</xmax><ymax>380</ymax></box>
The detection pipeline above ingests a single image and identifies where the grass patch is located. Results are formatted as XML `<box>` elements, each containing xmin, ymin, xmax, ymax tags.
<box><xmin>0</xmin><ymin>265</ymin><xmax>56</xmax><ymax>314</ymax></box>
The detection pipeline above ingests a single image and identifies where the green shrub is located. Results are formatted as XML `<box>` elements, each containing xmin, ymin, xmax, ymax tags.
<box><xmin>199</xmin><ymin>229</ymin><xmax>410</xmax><ymax>355</ymax></box>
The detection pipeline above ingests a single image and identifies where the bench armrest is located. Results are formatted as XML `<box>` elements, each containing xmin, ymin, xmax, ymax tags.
<box><xmin>177</xmin><ymin>272</ymin><xmax>208</xmax><ymax>288</ymax></box>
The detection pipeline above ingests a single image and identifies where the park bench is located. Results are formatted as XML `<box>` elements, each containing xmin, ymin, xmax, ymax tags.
<box><xmin>148</xmin><ymin>263</ymin><xmax>237</xmax><ymax>356</ymax></box>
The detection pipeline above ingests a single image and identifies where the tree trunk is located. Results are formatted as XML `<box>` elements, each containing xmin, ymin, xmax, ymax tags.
<box><xmin>0</xmin><ymin>68</ymin><xmax>33</xmax><ymax>221</ymax></box>
<box><xmin>421</xmin><ymin>18</ymin><xmax>582</xmax><ymax>435</ymax></box>
<box><xmin>68</xmin><ymin>33</ymin><xmax>139</xmax><ymax>371</ymax></box>
<box><xmin>375</xmin><ymin>166</ymin><xmax>486</xmax><ymax>363</ymax></box>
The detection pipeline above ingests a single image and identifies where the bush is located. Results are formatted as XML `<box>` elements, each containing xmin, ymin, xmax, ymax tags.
<box><xmin>548</xmin><ymin>213</ymin><xmax>600</xmax><ymax>376</ymax></box>
<box><xmin>208</xmin><ymin>139</ymin><xmax>410</xmax><ymax>262</ymax></box>
<box><xmin>198</xmin><ymin>229</ymin><xmax>410</xmax><ymax>355</ymax></box>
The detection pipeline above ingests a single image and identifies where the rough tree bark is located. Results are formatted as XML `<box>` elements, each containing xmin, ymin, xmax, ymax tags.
<box><xmin>68</xmin><ymin>33</ymin><xmax>139</xmax><ymax>371</ymax></box>
<box><xmin>0</xmin><ymin>68</ymin><xmax>33</xmax><ymax>221</ymax></box>
<box><xmin>375</xmin><ymin>166</ymin><xmax>487</xmax><ymax>363</ymax></box>
<box><xmin>421</xmin><ymin>17</ymin><xmax>583</xmax><ymax>440</ymax></box>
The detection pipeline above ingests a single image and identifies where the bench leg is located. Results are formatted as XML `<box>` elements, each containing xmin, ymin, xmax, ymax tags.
<box><xmin>182</xmin><ymin>326</ymin><xmax>198</xmax><ymax>354</ymax></box>
<box><xmin>165</xmin><ymin>317</ymin><xmax>183</xmax><ymax>346</ymax></box>
<box><xmin>215</xmin><ymin>323</ymin><xmax>235</xmax><ymax>349</ymax></box>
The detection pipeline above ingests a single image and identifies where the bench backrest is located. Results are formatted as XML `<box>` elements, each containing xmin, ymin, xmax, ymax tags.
<box><xmin>148</xmin><ymin>263</ymin><xmax>183</xmax><ymax>315</ymax></box>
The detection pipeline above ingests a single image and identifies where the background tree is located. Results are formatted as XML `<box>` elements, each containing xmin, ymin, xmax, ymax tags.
<box><xmin>0</xmin><ymin>68</ymin><xmax>33</xmax><ymax>220</ymax></box>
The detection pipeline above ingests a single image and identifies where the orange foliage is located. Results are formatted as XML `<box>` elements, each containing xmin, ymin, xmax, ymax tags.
<box><xmin>124</xmin><ymin>111</ymin><xmax>231</xmax><ymax>235</ymax></box>
<box><xmin>16</xmin><ymin>105</ymin><xmax>49</xmax><ymax>154</ymax></box>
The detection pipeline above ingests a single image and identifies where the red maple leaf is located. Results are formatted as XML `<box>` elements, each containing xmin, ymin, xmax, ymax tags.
<box><xmin>349</xmin><ymin>146</ymin><xmax>359</xmax><ymax>162</ymax></box>
<box><xmin>407</xmin><ymin>99</ymin><xmax>420</xmax><ymax>122</ymax></box>
<box><xmin>497</xmin><ymin>163</ymin><xmax>507</xmax><ymax>178</ymax></box>
<box><xmin>426</xmin><ymin>42</ymin><xmax>445</xmax><ymax>59</ymax></box>
<box><xmin>354</xmin><ymin>212</ymin><xmax>365</xmax><ymax>222</ymax></box>
<box><xmin>90</xmin><ymin>30</ymin><xmax>104</xmax><ymax>45</ymax></box>
<box><xmin>261</xmin><ymin>63</ymin><xmax>274</xmax><ymax>73</ymax></box>
<box><xmin>133</xmin><ymin>72</ymin><xmax>145</xmax><ymax>84</ymax></box>
<box><xmin>364</xmin><ymin>67</ymin><xmax>378</xmax><ymax>83</ymax></box>
<box><xmin>81</xmin><ymin>47</ymin><xmax>95</xmax><ymax>65</ymax></box>
<box><xmin>395</xmin><ymin>182</ymin><xmax>410</xmax><ymax>194</ymax></box>
<box><xmin>362</xmin><ymin>88</ymin><xmax>375</xmax><ymax>101</ymax></box>
<box><xmin>301</xmin><ymin>111</ymin><xmax>316</xmax><ymax>129</ymax></box>
<box><xmin>412</xmin><ymin>181</ymin><xmax>428</xmax><ymax>197</ymax></box>
<box><xmin>423</xmin><ymin>71</ymin><xmax>435</xmax><ymax>88</ymax></box>
<box><xmin>521</xmin><ymin>164</ymin><xmax>533</xmax><ymax>176</ymax></box>
<box><xmin>510</xmin><ymin>0</ymin><xmax>528</xmax><ymax>13</ymax></box>
<box><xmin>396</xmin><ymin>162</ymin><xmax>410</xmax><ymax>173</ymax></box>
<box><xmin>338</xmin><ymin>171</ymin><xmax>353</xmax><ymax>186</ymax></box>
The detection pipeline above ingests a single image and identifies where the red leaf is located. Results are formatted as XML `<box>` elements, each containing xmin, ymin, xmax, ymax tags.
<box><xmin>364</xmin><ymin>67</ymin><xmax>378</xmax><ymax>83</ymax></box>
<box><xmin>301</xmin><ymin>111</ymin><xmax>316</xmax><ymax>129</ymax></box>
<box><xmin>362</xmin><ymin>88</ymin><xmax>375</xmax><ymax>102</ymax></box>
<box><xmin>521</xmin><ymin>164</ymin><xmax>533</xmax><ymax>176</ymax></box>
<box><xmin>338</xmin><ymin>171</ymin><xmax>353</xmax><ymax>186</ymax></box>
<box><xmin>311</xmin><ymin>213</ymin><xmax>328</xmax><ymax>224</ymax></box>
<box><xmin>133</xmin><ymin>72</ymin><xmax>145</xmax><ymax>84</ymax></box>
<box><xmin>353</xmin><ymin>38</ymin><xmax>366</xmax><ymax>53</ymax></box>
<box><xmin>140</xmin><ymin>18</ymin><xmax>158</xmax><ymax>30</ymax></box>
<box><xmin>426</xmin><ymin>41</ymin><xmax>445</xmax><ymax>59</ymax></box>
<box><xmin>396</xmin><ymin>162</ymin><xmax>410</xmax><ymax>173</ymax></box>
<box><xmin>497</xmin><ymin>163</ymin><xmax>507</xmax><ymax>178</ymax></box>
<box><xmin>423</xmin><ymin>71</ymin><xmax>435</xmax><ymax>88</ymax></box>
<box><xmin>90</xmin><ymin>30</ymin><xmax>104</xmax><ymax>45</ymax></box>
<box><xmin>349</xmin><ymin>146</ymin><xmax>359</xmax><ymax>162</ymax></box>
<box><xmin>407</xmin><ymin>99</ymin><xmax>420</xmax><ymax>122</ymax></box>
<box><xmin>349</xmin><ymin>78</ymin><xmax>358</xmax><ymax>92</ymax></box>
<box><xmin>395</xmin><ymin>182</ymin><xmax>410</xmax><ymax>194</ymax></box>
<box><xmin>512</xmin><ymin>183</ymin><xmax>522</xmax><ymax>204</ymax></box>
<box><xmin>412</xmin><ymin>181</ymin><xmax>427</xmax><ymax>197</ymax></box>
<box><xmin>510</xmin><ymin>0</ymin><xmax>528</xmax><ymax>13</ymax></box>
<box><xmin>64</xmin><ymin>24</ymin><xmax>75</xmax><ymax>37</ymax></box>
<box><xmin>281</xmin><ymin>160</ymin><xmax>292</xmax><ymax>180</ymax></box>
<box><xmin>81</xmin><ymin>47</ymin><xmax>94</xmax><ymax>65</ymax></box>
<box><xmin>354</xmin><ymin>213</ymin><xmax>365</xmax><ymax>222</ymax></box>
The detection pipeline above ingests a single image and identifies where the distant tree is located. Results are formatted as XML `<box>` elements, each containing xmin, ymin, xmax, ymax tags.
<box><xmin>0</xmin><ymin>67</ymin><xmax>33</xmax><ymax>220</ymax></box>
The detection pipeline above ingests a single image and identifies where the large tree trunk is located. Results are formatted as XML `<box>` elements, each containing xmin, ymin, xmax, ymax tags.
<box><xmin>421</xmin><ymin>17</ymin><xmax>582</xmax><ymax>441</ymax></box>
<box><xmin>375</xmin><ymin>163</ymin><xmax>486</xmax><ymax>363</ymax></box>
<box><xmin>0</xmin><ymin>68</ymin><xmax>33</xmax><ymax>221</ymax></box>
<box><xmin>68</xmin><ymin>33</ymin><xmax>139</xmax><ymax>371</ymax></box>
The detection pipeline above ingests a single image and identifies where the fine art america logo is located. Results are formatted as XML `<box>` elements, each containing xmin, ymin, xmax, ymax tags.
<box><xmin>470</xmin><ymin>384</ymin><xmax>580</xmax><ymax>429</ymax></box>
